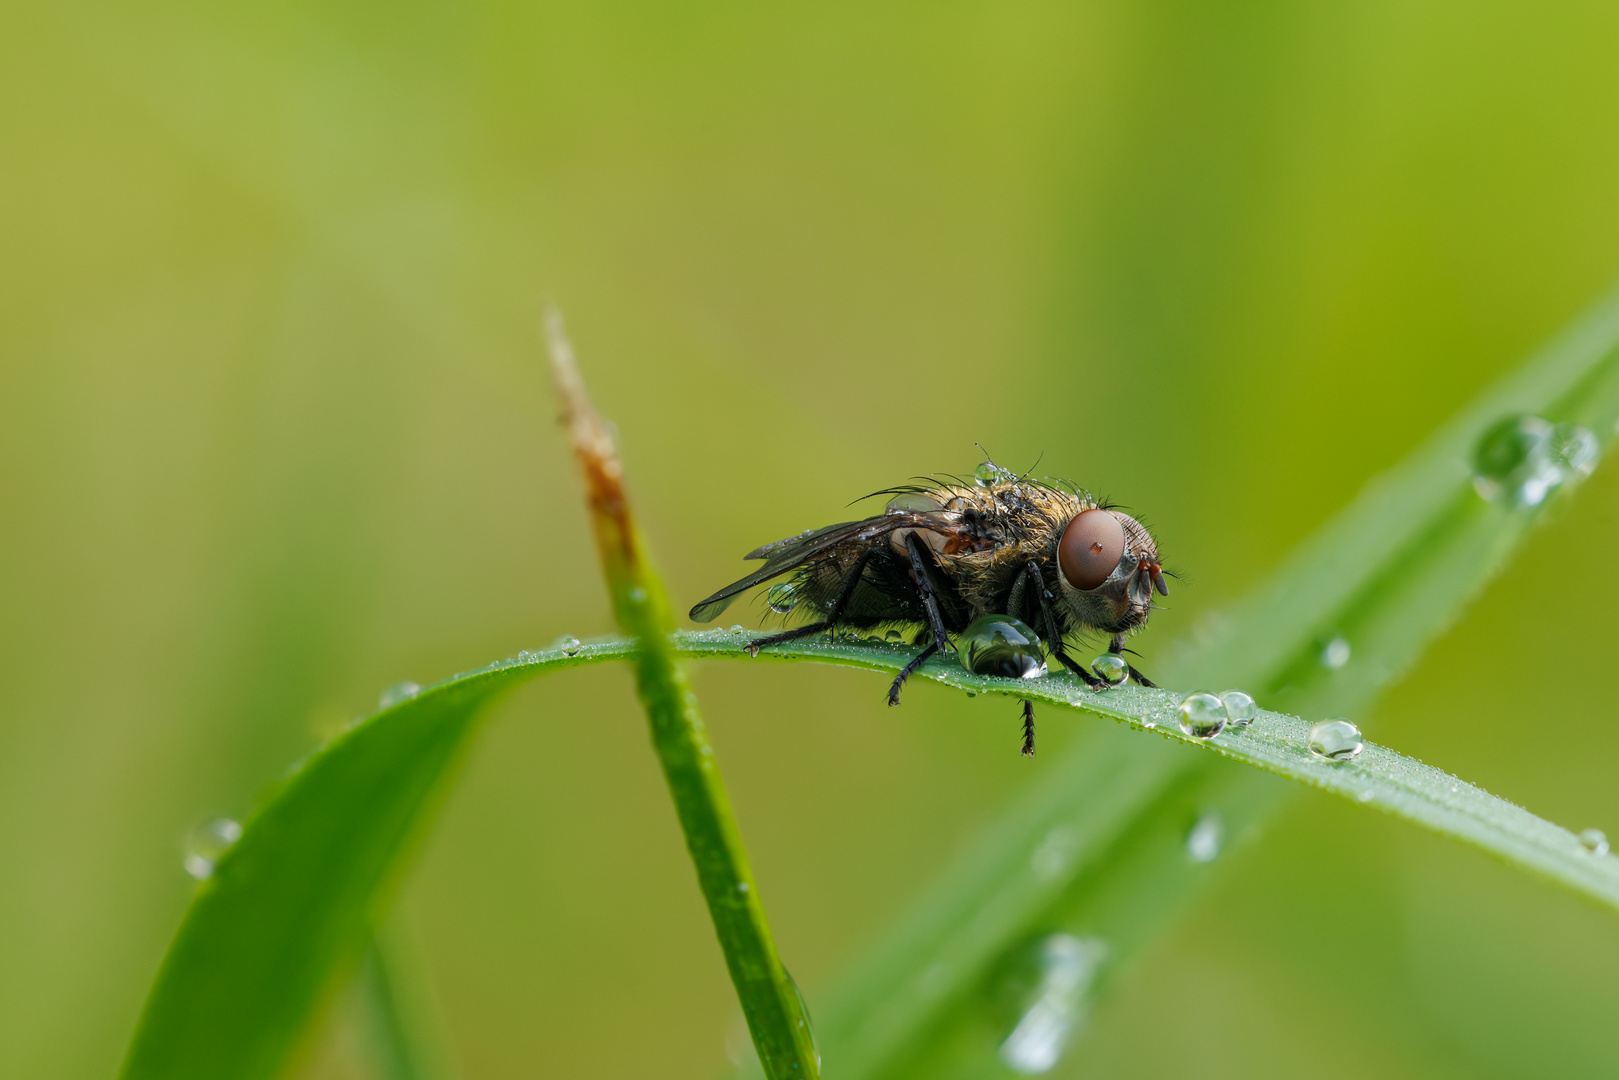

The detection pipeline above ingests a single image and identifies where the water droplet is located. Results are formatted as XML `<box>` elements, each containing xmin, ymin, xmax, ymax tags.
<box><xmin>1031</xmin><ymin>827</ymin><xmax>1079</xmax><ymax>880</ymax></box>
<box><xmin>729</xmin><ymin>624</ymin><xmax>745</xmax><ymax>635</ymax></box>
<box><xmin>1308</xmin><ymin>718</ymin><xmax>1363</xmax><ymax>762</ymax></box>
<box><xmin>1580</xmin><ymin>828</ymin><xmax>1609</xmax><ymax>856</ymax></box>
<box><xmin>737</xmin><ymin>881</ymin><xmax>750</xmax><ymax>893</ymax></box>
<box><xmin>378</xmin><ymin>681</ymin><xmax>421</xmax><ymax>708</ymax></box>
<box><xmin>976</xmin><ymin>461</ymin><xmax>1013</xmax><ymax>486</ymax></box>
<box><xmin>961</xmin><ymin>615</ymin><xmax>1047</xmax><ymax>679</ymax></box>
<box><xmin>995</xmin><ymin>934</ymin><xmax>1107</xmax><ymax>1074</ymax></box>
<box><xmin>766</xmin><ymin>582</ymin><xmax>800</xmax><ymax>615</ymax></box>
<box><xmin>1320</xmin><ymin>636</ymin><xmax>1351</xmax><ymax>670</ymax></box>
<box><xmin>1469</xmin><ymin>413</ymin><xmax>1593</xmax><ymax>507</ymax></box>
<box><xmin>784</xmin><ymin>968</ymin><xmax>822</xmax><ymax>1071</ymax></box>
<box><xmin>1550</xmin><ymin>422</ymin><xmax>1600</xmax><ymax>477</ymax></box>
<box><xmin>1357</xmin><ymin>789</ymin><xmax>1375</xmax><ymax>803</ymax></box>
<box><xmin>1185</xmin><ymin>811</ymin><xmax>1223</xmax><ymax>863</ymax></box>
<box><xmin>1176</xmin><ymin>692</ymin><xmax>1226</xmax><ymax>739</ymax></box>
<box><xmin>1220</xmin><ymin>690</ymin><xmax>1258</xmax><ymax>728</ymax></box>
<box><xmin>627</xmin><ymin>586</ymin><xmax>647</xmax><ymax>604</ymax></box>
<box><xmin>885</xmin><ymin>629</ymin><xmax>904</xmax><ymax>643</ymax></box>
<box><xmin>551</xmin><ymin>634</ymin><xmax>582</xmax><ymax>655</ymax></box>
<box><xmin>184</xmin><ymin>817</ymin><xmax>242</xmax><ymax>880</ymax></box>
<box><xmin>516</xmin><ymin>649</ymin><xmax>537</xmax><ymax>661</ymax></box>
<box><xmin>1089</xmin><ymin>654</ymin><xmax>1129</xmax><ymax>687</ymax></box>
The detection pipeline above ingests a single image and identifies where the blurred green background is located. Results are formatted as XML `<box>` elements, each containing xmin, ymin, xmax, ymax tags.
<box><xmin>6</xmin><ymin>1</ymin><xmax>1619</xmax><ymax>1077</ymax></box>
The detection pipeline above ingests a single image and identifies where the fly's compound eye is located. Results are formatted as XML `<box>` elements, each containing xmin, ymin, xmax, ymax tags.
<box><xmin>1058</xmin><ymin>509</ymin><xmax>1125</xmax><ymax>591</ymax></box>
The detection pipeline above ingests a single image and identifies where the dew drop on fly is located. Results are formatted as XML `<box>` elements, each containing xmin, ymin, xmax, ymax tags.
<box><xmin>993</xmin><ymin>934</ymin><xmax>1107</xmax><ymax>1074</ymax></box>
<box><xmin>184</xmin><ymin>817</ymin><xmax>242</xmax><ymax>880</ymax></box>
<box><xmin>766</xmin><ymin>582</ymin><xmax>800</xmax><ymax>615</ymax></box>
<box><xmin>976</xmin><ymin>461</ymin><xmax>1014</xmax><ymax>487</ymax></box>
<box><xmin>1308</xmin><ymin>718</ymin><xmax>1363</xmax><ymax>762</ymax></box>
<box><xmin>961</xmin><ymin>616</ymin><xmax>1048</xmax><ymax>679</ymax></box>
<box><xmin>1089</xmin><ymin>653</ymin><xmax>1129</xmax><ymax>687</ymax></box>
<box><xmin>1219</xmin><ymin>690</ymin><xmax>1258</xmax><ymax>728</ymax></box>
<box><xmin>378</xmin><ymin>681</ymin><xmax>421</xmax><ymax>708</ymax></box>
<box><xmin>1176</xmin><ymin>692</ymin><xmax>1227</xmax><ymax>739</ymax></box>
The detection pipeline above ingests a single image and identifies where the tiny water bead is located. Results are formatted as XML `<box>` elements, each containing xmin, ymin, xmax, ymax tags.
<box><xmin>1089</xmin><ymin>653</ymin><xmax>1129</xmax><ymax>687</ymax></box>
<box><xmin>961</xmin><ymin>615</ymin><xmax>1048</xmax><ymax>679</ymax></box>
<box><xmin>1176</xmin><ymin>692</ymin><xmax>1226</xmax><ymax>739</ymax></box>
<box><xmin>184</xmin><ymin>817</ymin><xmax>242</xmax><ymax>880</ymax></box>
<box><xmin>1185</xmin><ymin>811</ymin><xmax>1223</xmax><ymax>864</ymax></box>
<box><xmin>885</xmin><ymin>629</ymin><xmax>905</xmax><ymax>643</ymax></box>
<box><xmin>1551</xmin><ymin>422</ymin><xmax>1600</xmax><ymax>477</ymax></box>
<box><xmin>1308</xmin><ymin>718</ymin><xmax>1363</xmax><ymax>762</ymax></box>
<box><xmin>1470</xmin><ymin>414</ymin><xmax>1599</xmax><ymax>507</ymax></box>
<box><xmin>766</xmin><ymin>581</ymin><xmax>800</xmax><ymax>614</ymax></box>
<box><xmin>1579</xmin><ymin>829</ymin><xmax>1610</xmax><ymax>856</ymax></box>
<box><xmin>1220</xmin><ymin>690</ymin><xmax>1258</xmax><ymax>728</ymax></box>
<box><xmin>551</xmin><ymin>634</ymin><xmax>582</xmax><ymax>655</ymax></box>
<box><xmin>995</xmin><ymin>934</ymin><xmax>1107</xmax><ymax>1075</ymax></box>
<box><xmin>729</xmin><ymin>624</ymin><xmax>745</xmax><ymax>635</ymax></box>
<box><xmin>378</xmin><ymin>681</ymin><xmax>421</xmax><ymax>708</ymax></box>
<box><xmin>784</xmin><ymin>968</ymin><xmax>822</xmax><ymax>1071</ymax></box>
<box><xmin>1320</xmin><ymin>636</ymin><xmax>1351</xmax><ymax>670</ymax></box>
<box><xmin>516</xmin><ymin>649</ymin><xmax>537</xmax><ymax>661</ymax></box>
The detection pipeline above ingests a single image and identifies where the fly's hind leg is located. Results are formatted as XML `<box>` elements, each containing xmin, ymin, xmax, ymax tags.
<box><xmin>1025</xmin><ymin>561</ymin><xmax>1105</xmax><ymax>689</ymax></box>
<box><xmin>745</xmin><ymin>550</ymin><xmax>874</xmax><ymax>655</ymax></box>
<box><xmin>1108</xmin><ymin>634</ymin><xmax>1157</xmax><ymax>687</ymax></box>
<box><xmin>1021</xmin><ymin>699</ymin><xmax>1036</xmax><ymax>757</ymax></box>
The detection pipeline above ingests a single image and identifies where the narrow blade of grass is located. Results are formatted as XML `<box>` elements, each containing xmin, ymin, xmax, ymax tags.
<box><xmin>355</xmin><ymin>925</ymin><xmax>449</xmax><ymax>1080</ymax></box>
<box><xmin>547</xmin><ymin>312</ymin><xmax>820</xmax><ymax>1080</ymax></box>
<box><xmin>119</xmin><ymin>673</ymin><xmax>502</xmax><ymax>1080</ymax></box>
<box><xmin>116</xmin><ymin>623</ymin><xmax>1619</xmax><ymax>1079</ymax></box>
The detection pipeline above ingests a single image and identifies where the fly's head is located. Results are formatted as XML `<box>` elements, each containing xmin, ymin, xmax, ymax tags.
<box><xmin>1054</xmin><ymin>507</ymin><xmax>1169</xmax><ymax>629</ymax></box>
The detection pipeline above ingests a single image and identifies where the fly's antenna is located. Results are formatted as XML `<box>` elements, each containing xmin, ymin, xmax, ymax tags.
<box><xmin>1018</xmin><ymin>451</ymin><xmax>1045</xmax><ymax>482</ymax></box>
<box><xmin>974</xmin><ymin>441</ymin><xmax>997</xmax><ymax>467</ymax></box>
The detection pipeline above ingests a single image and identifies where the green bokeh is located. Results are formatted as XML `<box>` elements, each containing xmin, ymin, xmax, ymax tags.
<box><xmin>4</xmin><ymin>1</ymin><xmax>1619</xmax><ymax>1077</ymax></box>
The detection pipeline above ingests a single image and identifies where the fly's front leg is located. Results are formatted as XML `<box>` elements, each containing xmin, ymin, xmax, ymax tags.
<box><xmin>1108</xmin><ymin>633</ymin><xmax>1157</xmax><ymax>688</ymax></box>
<box><xmin>1021</xmin><ymin>699</ymin><xmax>1036</xmax><ymax>756</ymax></box>
<box><xmin>1025</xmin><ymin>560</ymin><xmax>1105</xmax><ymax>689</ymax></box>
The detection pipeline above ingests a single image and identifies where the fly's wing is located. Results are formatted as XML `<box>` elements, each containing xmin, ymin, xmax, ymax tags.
<box><xmin>688</xmin><ymin>511</ymin><xmax>970</xmax><ymax>622</ymax></box>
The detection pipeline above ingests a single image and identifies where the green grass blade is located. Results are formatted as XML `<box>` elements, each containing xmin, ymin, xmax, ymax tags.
<box><xmin>116</xmin><ymin>627</ymin><xmax>1619</xmax><ymax>1080</ymax></box>
<box><xmin>547</xmin><ymin>313</ymin><xmax>820</xmax><ymax>1080</ymax></box>
<box><xmin>804</xmin><ymin>283</ymin><xmax>1619</xmax><ymax>1080</ymax></box>
<box><xmin>119</xmin><ymin>671</ymin><xmax>502</xmax><ymax>1080</ymax></box>
<box><xmin>356</xmin><ymin>925</ymin><xmax>449</xmax><ymax>1080</ymax></box>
